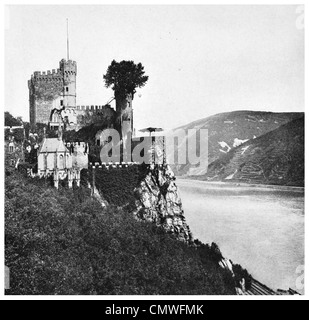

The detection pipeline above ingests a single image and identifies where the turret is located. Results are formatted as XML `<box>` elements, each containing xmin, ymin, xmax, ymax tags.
<box><xmin>59</xmin><ymin>59</ymin><xmax>77</xmax><ymax>109</ymax></box>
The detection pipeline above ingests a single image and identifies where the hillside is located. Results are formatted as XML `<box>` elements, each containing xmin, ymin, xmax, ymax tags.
<box><xmin>5</xmin><ymin>170</ymin><xmax>239</xmax><ymax>295</ymax></box>
<box><xmin>171</xmin><ymin>111</ymin><xmax>303</xmax><ymax>176</ymax></box>
<box><xmin>200</xmin><ymin>116</ymin><xmax>304</xmax><ymax>186</ymax></box>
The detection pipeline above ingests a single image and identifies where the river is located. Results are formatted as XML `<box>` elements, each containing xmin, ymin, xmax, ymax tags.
<box><xmin>177</xmin><ymin>179</ymin><xmax>305</xmax><ymax>294</ymax></box>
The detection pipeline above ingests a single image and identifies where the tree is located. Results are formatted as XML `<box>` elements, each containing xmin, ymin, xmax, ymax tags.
<box><xmin>103</xmin><ymin>60</ymin><xmax>148</xmax><ymax>100</ymax></box>
<box><xmin>4</xmin><ymin>112</ymin><xmax>22</xmax><ymax>127</ymax></box>
<box><xmin>103</xmin><ymin>60</ymin><xmax>148</xmax><ymax>141</ymax></box>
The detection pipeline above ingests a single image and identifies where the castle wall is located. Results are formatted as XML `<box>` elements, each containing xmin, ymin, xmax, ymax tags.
<box><xmin>65</xmin><ymin>105</ymin><xmax>116</xmax><ymax>129</ymax></box>
<box><xmin>28</xmin><ymin>69</ymin><xmax>64</xmax><ymax>126</ymax></box>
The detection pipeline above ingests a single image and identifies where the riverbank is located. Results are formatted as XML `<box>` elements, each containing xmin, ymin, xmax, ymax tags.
<box><xmin>177</xmin><ymin>176</ymin><xmax>305</xmax><ymax>193</ymax></box>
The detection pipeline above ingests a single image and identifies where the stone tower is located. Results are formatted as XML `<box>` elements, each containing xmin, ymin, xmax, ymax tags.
<box><xmin>28</xmin><ymin>59</ymin><xmax>77</xmax><ymax>128</ymax></box>
<box><xmin>116</xmin><ymin>93</ymin><xmax>134</xmax><ymax>141</ymax></box>
<box><xmin>60</xmin><ymin>59</ymin><xmax>77</xmax><ymax>109</ymax></box>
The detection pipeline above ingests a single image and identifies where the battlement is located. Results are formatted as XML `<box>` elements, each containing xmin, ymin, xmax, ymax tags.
<box><xmin>30</xmin><ymin>69</ymin><xmax>63</xmax><ymax>83</ymax></box>
<box><xmin>60</xmin><ymin>59</ymin><xmax>77</xmax><ymax>66</ymax></box>
<box><xmin>30</xmin><ymin>59</ymin><xmax>77</xmax><ymax>81</ymax></box>
<box><xmin>76</xmin><ymin>105</ymin><xmax>114</xmax><ymax>112</ymax></box>
<box><xmin>60</xmin><ymin>59</ymin><xmax>77</xmax><ymax>75</ymax></box>
<box><xmin>90</xmin><ymin>161</ymin><xmax>141</xmax><ymax>170</ymax></box>
<box><xmin>33</xmin><ymin>69</ymin><xmax>61</xmax><ymax>76</ymax></box>
<box><xmin>89</xmin><ymin>162</ymin><xmax>165</xmax><ymax>170</ymax></box>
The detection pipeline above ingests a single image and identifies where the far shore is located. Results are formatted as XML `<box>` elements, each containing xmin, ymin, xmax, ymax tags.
<box><xmin>176</xmin><ymin>176</ymin><xmax>305</xmax><ymax>193</ymax></box>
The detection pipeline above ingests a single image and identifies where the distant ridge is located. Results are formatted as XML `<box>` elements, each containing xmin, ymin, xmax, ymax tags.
<box><xmin>171</xmin><ymin>110</ymin><xmax>303</xmax><ymax>178</ymax></box>
<box><xmin>203</xmin><ymin>116</ymin><xmax>304</xmax><ymax>187</ymax></box>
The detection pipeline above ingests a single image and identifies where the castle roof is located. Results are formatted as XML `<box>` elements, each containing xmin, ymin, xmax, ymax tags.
<box><xmin>39</xmin><ymin>138</ymin><xmax>69</xmax><ymax>154</ymax></box>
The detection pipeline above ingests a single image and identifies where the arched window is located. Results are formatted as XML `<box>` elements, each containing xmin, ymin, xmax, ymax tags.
<box><xmin>8</xmin><ymin>143</ymin><xmax>14</xmax><ymax>153</ymax></box>
<box><xmin>52</xmin><ymin>112</ymin><xmax>59</xmax><ymax>123</ymax></box>
<box><xmin>59</xmin><ymin>154</ymin><xmax>64</xmax><ymax>169</ymax></box>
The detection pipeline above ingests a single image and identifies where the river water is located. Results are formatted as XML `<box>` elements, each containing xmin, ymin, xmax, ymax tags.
<box><xmin>177</xmin><ymin>179</ymin><xmax>305</xmax><ymax>294</ymax></box>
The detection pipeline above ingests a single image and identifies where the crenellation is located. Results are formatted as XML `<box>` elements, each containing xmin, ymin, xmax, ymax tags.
<box><xmin>30</xmin><ymin>76</ymin><xmax>62</xmax><ymax>83</ymax></box>
<box><xmin>89</xmin><ymin>161</ymin><xmax>139</xmax><ymax>171</ymax></box>
<box><xmin>31</xmin><ymin>68</ymin><xmax>63</xmax><ymax>80</ymax></box>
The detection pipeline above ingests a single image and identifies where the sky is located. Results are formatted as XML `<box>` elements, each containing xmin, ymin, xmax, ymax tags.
<box><xmin>5</xmin><ymin>5</ymin><xmax>304</xmax><ymax>131</ymax></box>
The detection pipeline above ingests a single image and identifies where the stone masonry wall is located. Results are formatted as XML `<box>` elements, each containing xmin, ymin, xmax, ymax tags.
<box><xmin>28</xmin><ymin>69</ymin><xmax>63</xmax><ymax>126</ymax></box>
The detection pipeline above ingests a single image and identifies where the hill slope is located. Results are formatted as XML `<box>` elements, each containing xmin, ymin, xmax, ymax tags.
<box><xmin>171</xmin><ymin>111</ymin><xmax>303</xmax><ymax>176</ymax></box>
<box><xmin>201</xmin><ymin>116</ymin><xmax>304</xmax><ymax>187</ymax></box>
<box><xmin>5</xmin><ymin>171</ymin><xmax>237</xmax><ymax>295</ymax></box>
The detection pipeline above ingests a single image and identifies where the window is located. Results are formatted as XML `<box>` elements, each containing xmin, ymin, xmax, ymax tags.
<box><xmin>59</xmin><ymin>154</ymin><xmax>64</xmax><ymax>169</ymax></box>
<box><xmin>60</xmin><ymin>100</ymin><xmax>63</xmax><ymax>106</ymax></box>
<box><xmin>66</xmin><ymin>87</ymin><xmax>69</xmax><ymax>92</ymax></box>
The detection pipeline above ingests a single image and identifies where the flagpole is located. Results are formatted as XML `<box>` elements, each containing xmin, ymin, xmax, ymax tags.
<box><xmin>67</xmin><ymin>18</ymin><xmax>69</xmax><ymax>61</ymax></box>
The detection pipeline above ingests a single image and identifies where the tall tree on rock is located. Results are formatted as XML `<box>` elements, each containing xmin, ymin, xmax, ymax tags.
<box><xmin>103</xmin><ymin>60</ymin><xmax>148</xmax><ymax>139</ymax></box>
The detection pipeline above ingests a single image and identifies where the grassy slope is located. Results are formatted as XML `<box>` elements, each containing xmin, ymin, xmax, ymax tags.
<box><xmin>5</xmin><ymin>171</ymin><xmax>235</xmax><ymax>295</ymax></box>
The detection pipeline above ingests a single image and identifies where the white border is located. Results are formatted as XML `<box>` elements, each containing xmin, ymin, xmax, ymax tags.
<box><xmin>0</xmin><ymin>0</ymin><xmax>307</xmax><ymax>301</ymax></box>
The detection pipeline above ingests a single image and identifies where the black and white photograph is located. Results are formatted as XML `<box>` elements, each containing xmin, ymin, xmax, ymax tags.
<box><xmin>2</xmin><ymin>2</ymin><xmax>306</xmax><ymax>301</ymax></box>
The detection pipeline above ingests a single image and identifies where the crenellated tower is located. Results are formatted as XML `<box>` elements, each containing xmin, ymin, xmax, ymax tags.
<box><xmin>60</xmin><ymin>59</ymin><xmax>77</xmax><ymax>109</ymax></box>
<box><xmin>28</xmin><ymin>59</ymin><xmax>77</xmax><ymax>128</ymax></box>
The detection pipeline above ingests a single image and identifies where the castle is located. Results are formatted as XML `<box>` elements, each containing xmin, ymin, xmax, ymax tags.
<box><xmin>27</xmin><ymin>56</ymin><xmax>139</xmax><ymax>188</ymax></box>
<box><xmin>28</xmin><ymin>59</ymin><xmax>117</xmax><ymax>131</ymax></box>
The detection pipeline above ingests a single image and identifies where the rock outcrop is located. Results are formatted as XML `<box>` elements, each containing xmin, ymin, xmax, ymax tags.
<box><xmin>134</xmin><ymin>164</ymin><xmax>193</xmax><ymax>243</ymax></box>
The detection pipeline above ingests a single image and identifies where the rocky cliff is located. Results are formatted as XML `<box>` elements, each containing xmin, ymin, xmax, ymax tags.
<box><xmin>134</xmin><ymin>164</ymin><xmax>193</xmax><ymax>243</ymax></box>
<box><xmin>86</xmin><ymin>163</ymin><xmax>193</xmax><ymax>244</ymax></box>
